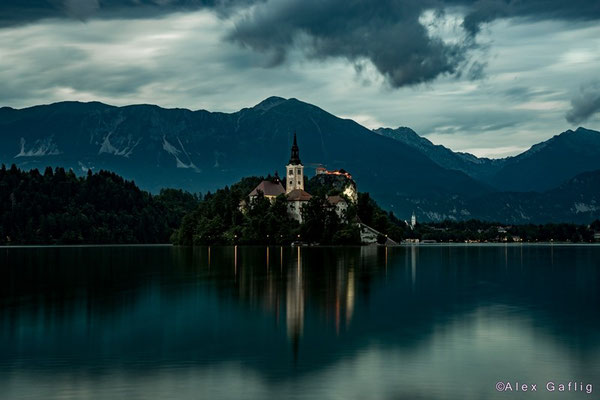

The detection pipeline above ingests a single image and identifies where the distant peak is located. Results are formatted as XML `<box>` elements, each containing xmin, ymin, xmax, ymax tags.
<box><xmin>375</xmin><ymin>126</ymin><xmax>418</xmax><ymax>135</ymax></box>
<box><xmin>254</xmin><ymin>96</ymin><xmax>288</xmax><ymax>112</ymax></box>
<box><xmin>575</xmin><ymin>127</ymin><xmax>598</xmax><ymax>134</ymax></box>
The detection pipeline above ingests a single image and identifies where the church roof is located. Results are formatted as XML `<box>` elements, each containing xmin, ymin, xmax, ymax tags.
<box><xmin>286</xmin><ymin>189</ymin><xmax>312</xmax><ymax>201</ymax></box>
<box><xmin>327</xmin><ymin>195</ymin><xmax>346</xmax><ymax>205</ymax></box>
<box><xmin>288</xmin><ymin>132</ymin><xmax>302</xmax><ymax>165</ymax></box>
<box><xmin>249</xmin><ymin>180</ymin><xmax>285</xmax><ymax>197</ymax></box>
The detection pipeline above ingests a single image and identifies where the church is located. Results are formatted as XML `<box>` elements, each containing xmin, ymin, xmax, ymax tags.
<box><xmin>245</xmin><ymin>132</ymin><xmax>348</xmax><ymax>223</ymax></box>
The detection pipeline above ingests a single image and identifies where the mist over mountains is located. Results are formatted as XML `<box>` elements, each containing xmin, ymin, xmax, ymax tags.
<box><xmin>1</xmin><ymin>97</ymin><xmax>599</xmax><ymax>223</ymax></box>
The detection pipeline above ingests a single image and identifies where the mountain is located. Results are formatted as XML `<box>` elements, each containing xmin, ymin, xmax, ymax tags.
<box><xmin>486</xmin><ymin>127</ymin><xmax>600</xmax><ymax>191</ymax></box>
<box><xmin>0</xmin><ymin>97</ymin><xmax>489</xmax><ymax>217</ymax></box>
<box><xmin>375</xmin><ymin>126</ymin><xmax>600</xmax><ymax>192</ymax></box>
<box><xmin>373</xmin><ymin>127</ymin><xmax>504</xmax><ymax>181</ymax></box>
<box><xmin>2</xmin><ymin>97</ymin><xmax>599</xmax><ymax>223</ymax></box>
<box><xmin>396</xmin><ymin>169</ymin><xmax>600</xmax><ymax>224</ymax></box>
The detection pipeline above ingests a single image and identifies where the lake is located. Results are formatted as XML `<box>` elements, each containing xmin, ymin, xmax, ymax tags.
<box><xmin>0</xmin><ymin>245</ymin><xmax>598</xmax><ymax>399</ymax></box>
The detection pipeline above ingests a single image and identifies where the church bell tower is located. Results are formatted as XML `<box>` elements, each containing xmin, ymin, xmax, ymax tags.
<box><xmin>286</xmin><ymin>132</ymin><xmax>304</xmax><ymax>194</ymax></box>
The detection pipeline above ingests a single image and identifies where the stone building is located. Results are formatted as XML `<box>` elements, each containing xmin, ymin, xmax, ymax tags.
<box><xmin>248</xmin><ymin>174</ymin><xmax>285</xmax><ymax>203</ymax></box>
<box><xmin>326</xmin><ymin>195</ymin><xmax>349</xmax><ymax>221</ymax></box>
<box><xmin>245</xmin><ymin>132</ymin><xmax>350</xmax><ymax>224</ymax></box>
<box><xmin>285</xmin><ymin>133</ymin><xmax>312</xmax><ymax>222</ymax></box>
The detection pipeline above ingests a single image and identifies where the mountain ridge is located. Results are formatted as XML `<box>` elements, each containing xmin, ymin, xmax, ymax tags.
<box><xmin>375</xmin><ymin>125</ymin><xmax>600</xmax><ymax>192</ymax></box>
<box><xmin>1</xmin><ymin>97</ymin><xmax>599</xmax><ymax>223</ymax></box>
<box><xmin>0</xmin><ymin>97</ymin><xmax>490</xmax><ymax>211</ymax></box>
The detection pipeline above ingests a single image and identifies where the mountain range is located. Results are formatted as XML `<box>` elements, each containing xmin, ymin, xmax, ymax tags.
<box><xmin>374</xmin><ymin>126</ymin><xmax>600</xmax><ymax>192</ymax></box>
<box><xmin>1</xmin><ymin>97</ymin><xmax>599</xmax><ymax>223</ymax></box>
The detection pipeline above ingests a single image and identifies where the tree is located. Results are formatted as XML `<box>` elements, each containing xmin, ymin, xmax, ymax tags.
<box><xmin>0</xmin><ymin>165</ymin><xmax>197</xmax><ymax>244</ymax></box>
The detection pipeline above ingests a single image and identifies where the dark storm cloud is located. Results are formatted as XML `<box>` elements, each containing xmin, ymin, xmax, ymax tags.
<box><xmin>566</xmin><ymin>82</ymin><xmax>600</xmax><ymax>125</ymax></box>
<box><xmin>1</xmin><ymin>0</ymin><xmax>600</xmax><ymax>89</ymax></box>
<box><xmin>228</xmin><ymin>0</ymin><xmax>472</xmax><ymax>87</ymax></box>
<box><xmin>0</xmin><ymin>0</ymin><xmax>245</xmax><ymax>27</ymax></box>
<box><xmin>228</xmin><ymin>0</ymin><xmax>600</xmax><ymax>88</ymax></box>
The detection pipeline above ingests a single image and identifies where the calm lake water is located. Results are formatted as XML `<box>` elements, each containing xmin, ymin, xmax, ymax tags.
<box><xmin>0</xmin><ymin>245</ymin><xmax>599</xmax><ymax>399</ymax></box>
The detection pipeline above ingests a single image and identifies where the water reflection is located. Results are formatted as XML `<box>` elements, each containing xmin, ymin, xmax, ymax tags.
<box><xmin>0</xmin><ymin>245</ymin><xmax>599</xmax><ymax>399</ymax></box>
<box><xmin>286</xmin><ymin>247</ymin><xmax>304</xmax><ymax>355</ymax></box>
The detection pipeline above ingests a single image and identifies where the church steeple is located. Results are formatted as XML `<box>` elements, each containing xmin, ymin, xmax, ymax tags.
<box><xmin>285</xmin><ymin>131</ymin><xmax>304</xmax><ymax>194</ymax></box>
<box><xmin>289</xmin><ymin>132</ymin><xmax>302</xmax><ymax>165</ymax></box>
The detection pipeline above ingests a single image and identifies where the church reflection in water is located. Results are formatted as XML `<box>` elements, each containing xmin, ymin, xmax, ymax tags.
<box><xmin>1</xmin><ymin>242</ymin><xmax>599</xmax><ymax>393</ymax></box>
<box><xmin>216</xmin><ymin>245</ymin><xmax>370</xmax><ymax>348</ymax></box>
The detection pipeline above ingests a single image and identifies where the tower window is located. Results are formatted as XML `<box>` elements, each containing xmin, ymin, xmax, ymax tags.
<box><xmin>289</xmin><ymin>170</ymin><xmax>294</xmax><ymax>176</ymax></box>
<box><xmin>297</xmin><ymin>168</ymin><xmax>301</xmax><ymax>174</ymax></box>
<box><xmin>289</xmin><ymin>180</ymin><xmax>293</xmax><ymax>186</ymax></box>
<box><xmin>298</xmin><ymin>181</ymin><xmax>301</xmax><ymax>185</ymax></box>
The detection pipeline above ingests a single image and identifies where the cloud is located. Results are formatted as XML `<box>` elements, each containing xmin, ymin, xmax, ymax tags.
<box><xmin>461</xmin><ymin>0</ymin><xmax>600</xmax><ymax>35</ymax></box>
<box><xmin>0</xmin><ymin>0</ymin><xmax>241</xmax><ymax>28</ymax></box>
<box><xmin>228</xmin><ymin>0</ymin><xmax>477</xmax><ymax>87</ymax></box>
<box><xmin>566</xmin><ymin>82</ymin><xmax>600</xmax><ymax>125</ymax></box>
<box><xmin>63</xmin><ymin>0</ymin><xmax>100</xmax><ymax>20</ymax></box>
<box><xmin>2</xmin><ymin>0</ymin><xmax>600</xmax><ymax>90</ymax></box>
<box><xmin>227</xmin><ymin>0</ymin><xmax>600</xmax><ymax>88</ymax></box>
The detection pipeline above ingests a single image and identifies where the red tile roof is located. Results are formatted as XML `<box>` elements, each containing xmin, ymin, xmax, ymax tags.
<box><xmin>286</xmin><ymin>189</ymin><xmax>312</xmax><ymax>201</ymax></box>
<box><xmin>249</xmin><ymin>180</ymin><xmax>285</xmax><ymax>197</ymax></box>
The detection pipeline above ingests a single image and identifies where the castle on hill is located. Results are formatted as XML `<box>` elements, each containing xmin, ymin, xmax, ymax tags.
<box><xmin>244</xmin><ymin>133</ymin><xmax>349</xmax><ymax>223</ymax></box>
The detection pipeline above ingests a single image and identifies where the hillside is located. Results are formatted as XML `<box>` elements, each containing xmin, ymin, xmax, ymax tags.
<box><xmin>376</xmin><ymin>126</ymin><xmax>600</xmax><ymax>192</ymax></box>
<box><xmin>0</xmin><ymin>165</ymin><xmax>198</xmax><ymax>244</ymax></box>
<box><xmin>0</xmin><ymin>97</ymin><xmax>490</xmax><ymax>216</ymax></box>
<box><xmin>487</xmin><ymin>128</ymin><xmax>600</xmax><ymax>191</ymax></box>
<box><xmin>400</xmin><ymin>169</ymin><xmax>600</xmax><ymax>224</ymax></box>
<box><xmin>373</xmin><ymin>127</ymin><xmax>504</xmax><ymax>181</ymax></box>
<box><xmin>2</xmin><ymin>97</ymin><xmax>600</xmax><ymax>222</ymax></box>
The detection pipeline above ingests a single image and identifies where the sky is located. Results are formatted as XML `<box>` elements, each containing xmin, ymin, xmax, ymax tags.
<box><xmin>0</xmin><ymin>0</ymin><xmax>599</xmax><ymax>158</ymax></box>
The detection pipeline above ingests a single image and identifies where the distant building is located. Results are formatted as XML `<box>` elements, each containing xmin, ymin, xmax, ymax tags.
<box><xmin>326</xmin><ymin>195</ymin><xmax>349</xmax><ymax>221</ymax></box>
<box><xmin>248</xmin><ymin>173</ymin><xmax>285</xmax><ymax>203</ymax></box>
<box><xmin>287</xmin><ymin>188</ymin><xmax>312</xmax><ymax>222</ymax></box>
<box><xmin>411</xmin><ymin>212</ymin><xmax>417</xmax><ymax>229</ymax></box>
<box><xmin>314</xmin><ymin>165</ymin><xmax>353</xmax><ymax>180</ymax></box>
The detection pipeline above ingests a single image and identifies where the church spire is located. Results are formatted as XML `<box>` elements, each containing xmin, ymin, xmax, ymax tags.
<box><xmin>289</xmin><ymin>131</ymin><xmax>302</xmax><ymax>165</ymax></box>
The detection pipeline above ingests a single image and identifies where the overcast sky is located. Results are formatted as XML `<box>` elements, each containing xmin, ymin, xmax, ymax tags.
<box><xmin>1</xmin><ymin>0</ymin><xmax>599</xmax><ymax>158</ymax></box>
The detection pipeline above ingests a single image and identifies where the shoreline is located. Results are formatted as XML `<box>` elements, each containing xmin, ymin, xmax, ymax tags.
<box><xmin>2</xmin><ymin>242</ymin><xmax>599</xmax><ymax>249</ymax></box>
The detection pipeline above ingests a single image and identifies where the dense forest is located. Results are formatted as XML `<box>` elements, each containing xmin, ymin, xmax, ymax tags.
<box><xmin>0</xmin><ymin>165</ymin><xmax>198</xmax><ymax>244</ymax></box>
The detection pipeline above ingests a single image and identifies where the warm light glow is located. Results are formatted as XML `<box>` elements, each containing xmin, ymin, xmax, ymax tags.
<box><xmin>234</xmin><ymin>245</ymin><xmax>238</xmax><ymax>277</ymax></box>
<box><xmin>322</xmin><ymin>169</ymin><xmax>353</xmax><ymax>180</ymax></box>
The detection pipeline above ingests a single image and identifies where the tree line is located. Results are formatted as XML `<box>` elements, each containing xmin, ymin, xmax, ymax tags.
<box><xmin>2</xmin><ymin>165</ymin><xmax>598</xmax><ymax>245</ymax></box>
<box><xmin>410</xmin><ymin>219</ymin><xmax>600</xmax><ymax>243</ymax></box>
<box><xmin>0</xmin><ymin>164</ymin><xmax>198</xmax><ymax>245</ymax></box>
